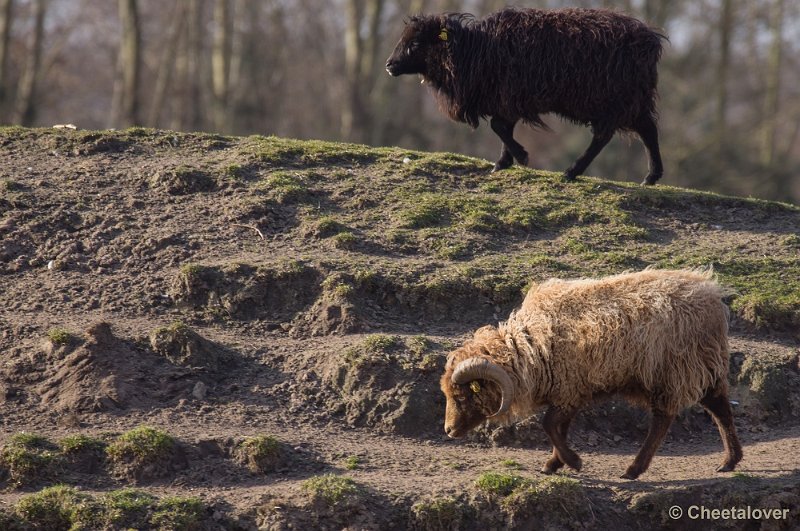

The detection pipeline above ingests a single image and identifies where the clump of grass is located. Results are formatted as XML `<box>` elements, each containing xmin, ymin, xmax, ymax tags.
<box><xmin>223</xmin><ymin>163</ymin><xmax>245</xmax><ymax>180</ymax></box>
<box><xmin>410</xmin><ymin>496</ymin><xmax>464</xmax><ymax>530</ymax></box>
<box><xmin>14</xmin><ymin>485</ymin><xmax>95</xmax><ymax>529</ymax></box>
<box><xmin>407</xmin><ymin>335</ymin><xmax>431</xmax><ymax>356</ymax></box>
<box><xmin>500</xmin><ymin>459</ymin><xmax>523</xmax><ymax>470</ymax></box>
<box><xmin>106</xmin><ymin>426</ymin><xmax>175</xmax><ymax>468</ymax></box>
<box><xmin>0</xmin><ymin>433</ymin><xmax>61</xmax><ymax>487</ymax></box>
<box><xmin>332</xmin><ymin>231</ymin><xmax>357</xmax><ymax>249</ymax></box>
<box><xmin>343</xmin><ymin>334</ymin><xmax>401</xmax><ymax>366</ymax></box>
<box><xmin>149</xmin><ymin>496</ymin><xmax>206</xmax><ymax>530</ymax></box>
<box><xmin>58</xmin><ymin>434</ymin><xmax>106</xmax><ymax>455</ymax></box>
<box><xmin>313</xmin><ymin>216</ymin><xmax>347</xmax><ymax>238</ymax></box>
<box><xmin>95</xmin><ymin>489</ymin><xmax>155</xmax><ymax>528</ymax></box>
<box><xmin>46</xmin><ymin>328</ymin><xmax>74</xmax><ymax>346</ymax></box>
<box><xmin>501</xmin><ymin>476</ymin><xmax>587</xmax><ymax>519</ymax></box>
<box><xmin>363</xmin><ymin>334</ymin><xmax>399</xmax><ymax>353</ymax></box>
<box><xmin>261</xmin><ymin>171</ymin><xmax>308</xmax><ymax>203</ymax></box>
<box><xmin>236</xmin><ymin>435</ymin><xmax>283</xmax><ymax>474</ymax></box>
<box><xmin>474</xmin><ymin>472</ymin><xmax>529</xmax><ymax>496</ymax></box>
<box><xmin>301</xmin><ymin>474</ymin><xmax>360</xmax><ymax>506</ymax></box>
<box><xmin>400</xmin><ymin>194</ymin><xmax>451</xmax><ymax>229</ymax></box>
<box><xmin>343</xmin><ymin>455</ymin><xmax>360</xmax><ymax>470</ymax></box>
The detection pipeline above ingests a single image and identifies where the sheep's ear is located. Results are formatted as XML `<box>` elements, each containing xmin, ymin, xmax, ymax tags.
<box><xmin>438</xmin><ymin>28</ymin><xmax>449</xmax><ymax>41</ymax></box>
<box><xmin>470</xmin><ymin>381</ymin><xmax>481</xmax><ymax>393</ymax></box>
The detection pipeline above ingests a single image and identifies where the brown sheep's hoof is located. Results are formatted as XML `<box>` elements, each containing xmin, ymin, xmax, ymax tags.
<box><xmin>620</xmin><ymin>467</ymin><xmax>642</xmax><ymax>480</ymax></box>
<box><xmin>716</xmin><ymin>462</ymin><xmax>737</xmax><ymax>473</ymax></box>
<box><xmin>565</xmin><ymin>457</ymin><xmax>582</xmax><ymax>472</ymax></box>
<box><xmin>541</xmin><ymin>458</ymin><xmax>564</xmax><ymax>475</ymax></box>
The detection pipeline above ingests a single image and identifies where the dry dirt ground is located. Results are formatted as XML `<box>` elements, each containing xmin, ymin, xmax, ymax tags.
<box><xmin>0</xmin><ymin>128</ymin><xmax>798</xmax><ymax>530</ymax></box>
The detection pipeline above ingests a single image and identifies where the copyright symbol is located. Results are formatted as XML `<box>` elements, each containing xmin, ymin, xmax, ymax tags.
<box><xmin>669</xmin><ymin>505</ymin><xmax>683</xmax><ymax>519</ymax></box>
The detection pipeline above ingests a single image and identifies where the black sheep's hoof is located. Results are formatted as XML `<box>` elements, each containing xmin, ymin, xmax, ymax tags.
<box><xmin>560</xmin><ymin>172</ymin><xmax>577</xmax><ymax>183</ymax></box>
<box><xmin>491</xmin><ymin>163</ymin><xmax>509</xmax><ymax>173</ymax></box>
<box><xmin>641</xmin><ymin>173</ymin><xmax>661</xmax><ymax>186</ymax></box>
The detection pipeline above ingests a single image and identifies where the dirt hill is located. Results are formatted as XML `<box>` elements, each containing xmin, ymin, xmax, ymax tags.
<box><xmin>0</xmin><ymin>127</ymin><xmax>798</xmax><ymax>530</ymax></box>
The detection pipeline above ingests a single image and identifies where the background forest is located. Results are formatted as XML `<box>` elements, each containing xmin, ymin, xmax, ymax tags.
<box><xmin>0</xmin><ymin>0</ymin><xmax>798</xmax><ymax>202</ymax></box>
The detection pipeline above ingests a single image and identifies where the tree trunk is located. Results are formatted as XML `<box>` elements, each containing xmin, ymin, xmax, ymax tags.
<box><xmin>0</xmin><ymin>0</ymin><xmax>13</xmax><ymax>119</ymax></box>
<box><xmin>113</xmin><ymin>0</ymin><xmax>141</xmax><ymax>127</ymax></box>
<box><xmin>147</xmin><ymin>2</ymin><xmax>185</xmax><ymax>127</ymax></box>
<box><xmin>715</xmin><ymin>0</ymin><xmax>733</xmax><ymax>154</ymax></box>
<box><xmin>212</xmin><ymin>0</ymin><xmax>232</xmax><ymax>133</ymax></box>
<box><xmin>341</xmin><ymin>0</ymin><xmax>385</xmax><ymax>143</ymax></box>
<box><xmin>760</xmin><ymin>0</ymin><xmax>784</xmax><ymax>169</ymax></box>
<box><xmin>13</xmin><ymin>0</ymin><xmax>46</xmax><ymax>126</ymax></box>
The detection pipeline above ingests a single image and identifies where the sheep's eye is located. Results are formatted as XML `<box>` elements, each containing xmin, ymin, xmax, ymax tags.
<box><xmin>406</xmin><ymin>41</ymin><xmax>419</xmax><ymax>53</ymax></box>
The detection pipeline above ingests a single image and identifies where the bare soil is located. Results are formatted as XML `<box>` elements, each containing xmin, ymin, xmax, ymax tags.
<box><xmin>0</xmin><ymin>128</ymin><xmax>798</xmax><ymax>530</ymax></box>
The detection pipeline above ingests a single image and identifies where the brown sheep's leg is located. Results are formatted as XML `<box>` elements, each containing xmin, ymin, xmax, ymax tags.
<box><xmin>562</xmin><ymin>127</ymin><xmax>613</xmax><ymax>182</ymax></box>
<box><xmin>489</xmin><ymin>117</ymin><xmax>528</xmax><ymax>172</ymax></box>
<box><xmin>542</xmin><ymin>414</ymin><xmax>574</xmax><ymax>474</ymax></box>
<box><xmin>633</xmin><ymin>112</ymin><xmax>664</xmax><ymax>186</ymax></box>
<box><xmin>700</xmin><ymin>390</ymin><xmax>743</xmax><ymax>472</ymax></box>
<box><xmin>542</xmin><ymin>406</ymin><xmax>582</xmax><ymax>472</ymax></box>
<box><xmin>621</xmin><ymin>410</ymin><xmax>674</xmax><ymax>480</ymax></box>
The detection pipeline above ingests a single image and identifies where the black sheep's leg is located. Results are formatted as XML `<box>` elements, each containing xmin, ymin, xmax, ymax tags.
<box><xmin>490</xmin><ymin>117</ymin><xmax>528</xmax><ymax>172</ymax></box>
<box><xmin>621</xmin><ymin>408</ymin><xmax>674</xmax><ymax>480</ymax></box>
<box><xmin>562</xmin><ymin>126</ymin><xmax>614</xmax><ymax>182</ymax></box>
<box><xmin>634</xmin><ymin>112</ymin><xmax>664</xmax><ymax>185</ymax></box>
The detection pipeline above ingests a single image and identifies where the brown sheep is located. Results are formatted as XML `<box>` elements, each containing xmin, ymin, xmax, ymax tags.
<box><xmin>440</xmin><ymin>268</ymin><xmax>742</xmax><ymax>479</ymax></box>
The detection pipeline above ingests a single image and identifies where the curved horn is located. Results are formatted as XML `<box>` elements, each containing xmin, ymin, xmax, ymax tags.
<box><xmin>451</xmin><ymin>358</ymin><xmax>513</xmax><ymax>417</ymax></box>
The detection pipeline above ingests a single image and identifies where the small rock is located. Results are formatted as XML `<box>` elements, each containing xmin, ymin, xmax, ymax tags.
<box><xmin>47</xmin><ymin>260</ymin><xmax>55</xmax><ymax>270</ymax></box>
<box><xmin>402</xmin><ymin>157</ymin><xmax>412</xmax><ymax>164</ymax></box>
<box><xmin>613</xmin><ymin>435</ymin><xmax>622</xmax><ymax>443</ymax></box>
<box><xmin>193</xmin><ymin>381</ymin><xmax>208</xmax><ymax>400</ymax></box>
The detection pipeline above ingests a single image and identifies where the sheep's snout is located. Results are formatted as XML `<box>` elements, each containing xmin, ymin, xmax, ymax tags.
<box><xmin>385</xmin><ymin>60</ymin><xmax>401</xmax><ymax>76</ymax></box>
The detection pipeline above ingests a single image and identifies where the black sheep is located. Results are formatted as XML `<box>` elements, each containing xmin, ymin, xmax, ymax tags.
<box><xmin>386</xmin><ymin>8</ymin><xmax>666</xmax><ymax>185</ymax></box>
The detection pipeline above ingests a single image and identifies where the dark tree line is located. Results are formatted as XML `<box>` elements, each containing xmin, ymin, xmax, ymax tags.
<box><xmin>0</xmin><ymin>0</ymin><xmax>798</xmax><ymax>203</ymax></box>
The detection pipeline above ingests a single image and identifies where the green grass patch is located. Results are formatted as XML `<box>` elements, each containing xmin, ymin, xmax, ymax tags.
<box><xmin>410</xmin><ymin>496</ymin><xmax>465</xmax><ymax>530</ymax></box>
<box><xmin>58</xmin><ymin>434</ymin><xmax>106</xmax><ymax>455</ymax></box>
<box><xmin>106</xmin><ymin>426</ymin><xmax>175</xmax><ymax>466</ymax></box>
<box><xmin>46</xmin><ymin>328</ymin><xmax>75</xmax><ymax>346</ymax></box>
<box><xmin>500</xmin><ymin>459</ymin><xmax>523</xmax><ymax>470</ymax></box>
<box><xmin>301</xmin><ymin>474</ymin><xmax>361</xmax><ymax>505</ymax></box>
<box><xmin>14</xmin><ymin>485</ymin><xmax>95</xmax><ymax>530</ymax></box>
<box><xmin>260</xmin><ymin>171</ymin><xmax>309</xmax><ymax>203</ymax></box>
<box><xmin>149</xmin><ymin>496</ymin><xmax>206</xmax><ymax>530</ymax></box>
<box><xmin>332</xmin><ymin>231</ymin><xmax>357</xmax><ymax>249</ymax></box>
<box><xmin>236</xmin><ymin>435</ymin><xmax>282</xmax><ymax>474</ymax></box>
<box><xmin>0</xmin><ymin>433</ymin><xmax>61</xmax><ymax>487</ymax></box>
<box><xmin>474</xmin><ymin>472</ymin><xmax>530</xmax><ymax>496</ymax></box>
<box><xmin>343</xmin><ymin>455</ymin><xmax>360</xmax><ymax>470</ymax></box>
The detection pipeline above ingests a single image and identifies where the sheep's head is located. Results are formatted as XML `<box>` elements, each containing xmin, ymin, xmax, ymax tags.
<box><xmin>385</xmin><ymin>15</ymin><xmax>452</xmax><ymax>77</ymax></box>
<box><xmin>440</xmin><ymin>326</ymin><xmax>515</xmax><ymax>438</ymax></box>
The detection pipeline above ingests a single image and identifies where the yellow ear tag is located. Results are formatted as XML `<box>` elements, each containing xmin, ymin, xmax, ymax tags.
<box><xmin>439</xmin><ymin>29</ymin><xmax>448</xmax><ymax>41</ymax></box>
<box><xmin>470</xmin><ymin>381</ymin><xmax>481</xmax><ymax>393</ymax></box>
